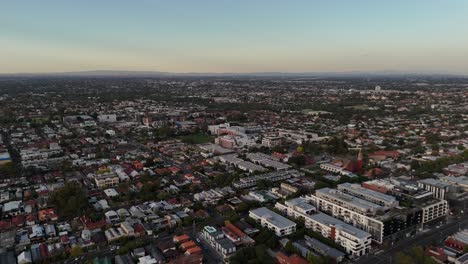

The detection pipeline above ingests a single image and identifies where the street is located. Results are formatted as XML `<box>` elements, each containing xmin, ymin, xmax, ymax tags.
<box><xmin>356</xmin><ymin>214</ymin><xmax>468</xmax><ymax>264</ymax></box>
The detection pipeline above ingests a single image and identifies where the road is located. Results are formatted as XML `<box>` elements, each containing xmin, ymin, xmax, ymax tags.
<box><xmin>356</xmin><ymin>215</ymin><xmax>468</xmax><ymax>264</ymax></box>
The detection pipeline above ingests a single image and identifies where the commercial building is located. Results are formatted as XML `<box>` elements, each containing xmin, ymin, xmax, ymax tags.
<box><xmin>232</xmin><ymin>170</ymin><xmax>299</xmax><ymax>188</ymax></box>
<box><xmin>249</xmin><ymin>207</ymin><xmax>297</xmax><ymax>237</ymax></box>
<box><xmin>444</xmin><ymin>229</ymin><xmax>468</xmax><ymax>253</ymax></box>
<box><xmin>441</xmin><ymin>176</ymin><xmax>468</xmax><ymax>192</ymax></box>
<box><xmin>246</xmin><ymin>153</ymin><xmax>291</xmax><ymax>171</ymax></box>
<box><xmin>320</xmin><ymin>163</ymin><xmax>356</xmax><ymax>177</ymax></box>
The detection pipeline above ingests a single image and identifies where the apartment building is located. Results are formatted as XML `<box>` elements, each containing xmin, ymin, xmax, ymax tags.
<box><xmin>314</xmin><ymin>188</ymin><xmax>386</xmax><ymax>216</ymax></box>
<box><xmin>420</xmin><ymin>199</ymin><xmax>448</xmax><ymax>224</ymax></box>
<box><xmin>306</xmin><ymin>188</ymin><xmax>422</xmax><ymax>243</ymax></box>
<box><xmin>418</xmin><ymin>179</ymin><xmax>451</xmax><ymax>200</ymax></box>
<box><xmin>201</xmin><ymin>226</ymin><xmax>236</xmax><ymax>259</ymax></box>
<box><xmin>249</xmin><ymin>207</ymin><xmax>297</xmax><ymax>237</ymax></box>
<box><xmin>275</xmin><ymin>198</ymin><xmax>372</xmax><ymax>257</ymax></box>
<box><xmin>337</xmin><ymin>183</ymin><xmax>399</xmax><ymax>208</ymax></box>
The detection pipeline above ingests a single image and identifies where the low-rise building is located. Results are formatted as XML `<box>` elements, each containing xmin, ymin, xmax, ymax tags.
<box><xmin>93</xmin><ymin>172</ymin><xmax>119</xmax><ymax>188</ymax></box>
<box><xmin>249</xmin><ymin>207</ymin><xmax>296</xmax><ymax>237</ymax></box>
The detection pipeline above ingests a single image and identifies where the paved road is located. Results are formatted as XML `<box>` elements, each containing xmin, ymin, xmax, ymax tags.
<box><xmin>356</xmin><ymin>215</ymin><xmax>468</xmax><ymax>264</ymax></box>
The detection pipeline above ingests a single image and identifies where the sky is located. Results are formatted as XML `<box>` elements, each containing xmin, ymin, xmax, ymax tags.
<box><xmin>1</xmin><ymin>0</ymin><xmax>468</xmax><ymax>74</ymax></box>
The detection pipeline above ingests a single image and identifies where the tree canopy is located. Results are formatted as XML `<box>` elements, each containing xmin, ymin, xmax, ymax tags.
<box><xmin>49</xmin><ymin>181</ymin><xmax>88</xmax><ymax>218</ymax></box>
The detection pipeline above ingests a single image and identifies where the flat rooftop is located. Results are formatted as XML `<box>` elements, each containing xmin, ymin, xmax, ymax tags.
<box><xmin>316</xmin><ymin>188</ymin><xmax>384</xmax><ymax>213</ymax></box>
<box><xmin>418</xmin><ymin>178</ymin><xmax>451</xmax><ymax>188</ymax></box>
<box><xmin>338</xmin><ymin>183</ymin><xmax>397</xmax><ymax>203</ymax></box>
<box><xmin>309</xmin><ymin>212</ymin><xmax>371</xmax><ymax>239</ymax></box>
<box><xmin>285</xmin><ymin>197</ymin><xmax>316</xmax><ymax>212</ymax></box>
<box><xmin>250</xmin><ymin>207</ymin><xmax>296</xmax><ymax>229</ymax></box>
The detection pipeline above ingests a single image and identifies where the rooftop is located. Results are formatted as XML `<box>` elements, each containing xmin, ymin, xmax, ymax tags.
<box><xmin>338</xmin><ymin>183</ymin><xmax>397</xmax><ymax>204</ymax></box>
<box><xmin>250</xmin><ymin>207</ymin><xmax>296</xmax><ymax>229</ymax></box>
<box><xmin>315</xmin><ymin>188</ymin><xmax>384</xmax><ymax>213</ymax></box>
<box><xmin>309</xmin><ymin>212</ymin><xmax>371</xmax><ymax>239</ymax></box>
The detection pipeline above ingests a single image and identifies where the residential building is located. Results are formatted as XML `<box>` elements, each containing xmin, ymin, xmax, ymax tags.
<box><xmin>306</xmin><ymin>188</ymin><xmax>422</xmax><ymax>243</ymax></box>
<box><xmin>418</xmin><ymin>179</ymin><xmax>452</xmax><ymax>200</ymax></box>
<box><xmin>337</xmin><ymin>183</ymin><xmax>399</xmax><ymax>208</ymax></box>
<box><xmin>275</xmin><ymin>198</ymin><xmax>371</xmax><ymax>257</ymax></box>
<box><xmin>420</xmin><ymin>199</ymin><xmax>448</xmax><ymax>224</ymax></box>
<box><xmin>93</xmin><ymin>172</ymin><xmax>119</xmax><ymax>188</ymax></box>
<box><xmin>249</xmin><ymin>207</ymin><xmax>297</xmax><ymax>237</ymax></box>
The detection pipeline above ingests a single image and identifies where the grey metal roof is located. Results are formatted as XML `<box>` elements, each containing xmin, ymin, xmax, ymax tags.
<box><xmin>309</xmin><ymin>212</ymin><xmax>371</xmax><ymax>239</ymax></box>
<box><xmin>250</xmin><ymin>207</ymin><xmax>296</xmax><ymax>229</ymax></box>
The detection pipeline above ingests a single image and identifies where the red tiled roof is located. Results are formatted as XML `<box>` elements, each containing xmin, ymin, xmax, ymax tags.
<box><xmin>173</xmin><ymin>234</ymin><xmax>190</xmax><ymax>243</ymax></box>
<box><xmin>225</xmin><ymin>222</ymin><xmax>246</xmax><ymax>239</ymax></box>
<box><xmin>185</xmin><ymin>246</ymin><xmax>202</xmax><ymax>255</ymax></box>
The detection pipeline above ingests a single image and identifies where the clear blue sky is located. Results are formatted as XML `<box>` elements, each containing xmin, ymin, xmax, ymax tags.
<box><xmin>1</xmin><ymin>0</ymin><xmax>468</xmax><ymax>73</ymax></box>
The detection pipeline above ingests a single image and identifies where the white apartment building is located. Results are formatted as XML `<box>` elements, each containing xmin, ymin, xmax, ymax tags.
<box><xmin>249</xmin><ymin>207</ymin><xmax>296</xmax><ymax>237</ymax></box>
<box><xmin>306</xmin><ymin>189</ymin><xmax>386</xmax><ymax>243</ymax></box>
<box><xmin>421</xmin><ymin>199</ymin><xmax>448</xmax><ymax>224</ymax></box>
<box><xmin>275</xmin><ymin>198</ymin><xmax>372</xmax><ymax>257</ymax></box>
<box><xmin>314</xmin><ymin>188</ymin><xmax>386</xmax><ymax>216</ymax></box>
<box><xmin>307</xmin><ymin>188</ymin><xmax>425</xmax><ymax>244</ymax></box>
<box><xmin>338</xmin><ymin>183</ymin><xmax>399</xmax><ymax>208</ymax></box>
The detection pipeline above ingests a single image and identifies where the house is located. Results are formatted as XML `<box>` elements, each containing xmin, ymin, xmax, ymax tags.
<box><xmin>121</xmin><ymin>221</ymin><xmax>135</xmax><ymax>236</ymax></box>
<box><xmin>93</xmin><ymin>172</ymin><xmax>119</xmax><ymax>188</ymax></box>
<box><xmin>105</xmin><ymin>210</ymin><xmax>119</xmax><ymax>224</ymax></box>
<box><xmin>173</xmin><ymin>234</ymin><xmax>190</xmax><ymax>244</ymax></box>
<box><xmin>17</xmin><ymin>251</ymin><xmax>32</xmax><ymax>264</ymax></box>
<box><xmin>44</xmin><ymin>224</ymin><xmax>56</xmax><ymax>237</ymax></box>
<box><xmin>275</xmin><ymin>252</ymin><xmax>308</xmax><ymax>264</ymax></box>
<box><xmin>37</xmin><ymin>208</ymin><xmax>58</xmax><ymax>222</ymax></box>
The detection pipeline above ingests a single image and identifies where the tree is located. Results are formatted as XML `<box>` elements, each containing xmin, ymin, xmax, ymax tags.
<box><xmin>284</xmin><ymin>241</ymin><xmax>295</xmax><ymax>254</ymax></box>
<box><xmin>394</xmin><ymin>246</ymin><xmax>437</xmax><ymax>264</ymax></box>
<box><xmin>70</xmin><ymin>245</ymin><xmax>83</xmax><ymax>257</ymax></box>
<box><xmin>0</xmin><ymin>162</ymin><xmax>17</xmax><ymax>179</ymax></box>
<box><xmin>49</xmin><ymin>181</ymin><xmax>88</xmax><ymax>218</ymax></box>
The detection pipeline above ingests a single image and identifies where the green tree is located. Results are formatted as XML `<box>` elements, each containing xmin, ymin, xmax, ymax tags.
<box><xmin>49</xmin><ymin>181</ymin><xmax>88</xmax><ymax>218</ymax></box>
<box><xmin>70</xmin><ymin>245</ymin><xmax>83</xmax><ymax>257</ymax></box>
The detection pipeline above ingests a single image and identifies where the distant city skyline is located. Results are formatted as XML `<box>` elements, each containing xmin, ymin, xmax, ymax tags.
<box><xmin>1</xmin><ymin>0</ymin><xmax>468</xmax><ymax>74</ymax></box>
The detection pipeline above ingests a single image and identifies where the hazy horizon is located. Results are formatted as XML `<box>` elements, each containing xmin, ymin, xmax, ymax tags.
<box><xmin>2</xmin><ymin>0</ymin><xmax>468</xmax><ymax>74</ymax></box>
